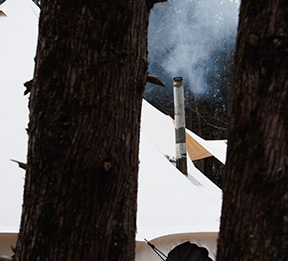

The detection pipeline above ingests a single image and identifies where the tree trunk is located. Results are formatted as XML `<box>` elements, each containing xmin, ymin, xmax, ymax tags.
<box><xmin>15</xmin><ymin>1</ymin><xmax>158</xmax><ymax>260</ymax></box>
<box><xmin>217</xmin><ymin>1</ymin><xmax>288</xmax><ymax>260</ymax></box>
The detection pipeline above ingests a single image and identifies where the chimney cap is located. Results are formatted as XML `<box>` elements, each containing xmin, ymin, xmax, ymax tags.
<box><xmin>173</xmin><ymin>77</ymin><xmax>183</xmax><ymax>81</ymax></box>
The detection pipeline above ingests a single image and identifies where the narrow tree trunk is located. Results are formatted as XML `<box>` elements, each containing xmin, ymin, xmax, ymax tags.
<box><xmin>217</xmin><ymin>1</ymin><xmax>288</xmax><ymax>260</ymax></box>
<box><xmin>15</xmin><ymin>1</ymin><xmax>155</xmax><ymax>260</ymax></box>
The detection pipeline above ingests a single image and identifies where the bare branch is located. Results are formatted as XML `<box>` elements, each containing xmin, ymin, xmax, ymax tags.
<box><xmin>10</xmin><ymin>159</ymin><xmax>27</xmax><ymax>170</ymax></box>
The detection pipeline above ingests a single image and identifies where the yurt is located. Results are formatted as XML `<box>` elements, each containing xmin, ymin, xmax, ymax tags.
<box><xmin>0</xmin><ymin>0</ymin><xmax>226</xmax><ymax>259</ymax></box>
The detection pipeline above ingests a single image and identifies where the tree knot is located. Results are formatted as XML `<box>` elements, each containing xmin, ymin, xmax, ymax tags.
<box><xmin>103</xmin><ymin>160</ymin><xmax>112</xmax><ymax>172</ymax></box>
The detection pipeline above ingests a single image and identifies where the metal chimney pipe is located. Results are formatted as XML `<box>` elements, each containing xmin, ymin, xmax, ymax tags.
<box><xmin>173</xmin><ymin>77</ymin><xmax>187</xmax><ymax>175</ymax></box>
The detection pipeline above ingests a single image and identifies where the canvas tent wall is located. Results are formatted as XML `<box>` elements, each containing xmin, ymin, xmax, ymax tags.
<box><xmin>0</xmin><ymin>0</ymin><xmax>39</xmax><ymax>256</ymax></box>
<box><xmin>0</xmin><ymin>0</ymin><xmax>39</xmax><ymax>222</ymax></box>
<box><xmin>0</xmin><ymin>0</ymin><xmax>225</xmax><ymax>259</ymax></box>
<box><xmin>0</xmin><ymin>100</ymin><xmax>223</xmax><ymax>259</ymax></box>
<box><xmin>136</xmin><ymin>100</ymin><xmax>222</xmax><ymax>260</ymax></box>
<box><xmin>0</xmin><ymin>228</ymin><xmax>18</xmax><ymax>257</ymax></box>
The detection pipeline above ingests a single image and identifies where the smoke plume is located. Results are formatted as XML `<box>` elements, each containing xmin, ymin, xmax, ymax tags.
<box><xmin>148</xmin><ymin>0</ymin><xmax>240</xmax><ymax>95</ymax></box>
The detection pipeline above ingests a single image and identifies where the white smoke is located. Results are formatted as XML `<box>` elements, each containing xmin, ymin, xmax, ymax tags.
<box><xmin>148</xmin><ymin>0</ymin><xmax>240</xmax><ymax>95</ymax></box>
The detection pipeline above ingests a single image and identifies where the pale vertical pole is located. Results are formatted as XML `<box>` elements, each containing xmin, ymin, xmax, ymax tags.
<box><xmin>173</xmin><ymin>77</ymin><xmax>187</xmax><ymax>175</ymax></box>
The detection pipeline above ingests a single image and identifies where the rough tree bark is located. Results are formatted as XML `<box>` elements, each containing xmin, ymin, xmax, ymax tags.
<box><xmin>217</xmin><ymin>1</ymin><xmax>288</xmax><ymax>260</ymax></box>
<box><xmin>15</xmin><ymin>0</ymin><xmax>165</xmax><ymax>260</ymax></box>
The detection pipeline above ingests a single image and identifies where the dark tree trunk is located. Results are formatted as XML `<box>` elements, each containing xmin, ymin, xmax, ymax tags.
<box><xmin>217</xmin><ymin>1</ymin><xmax>288</xmax><ymax>260</ymax></box>
<box><xmin>15</xmin><ymin>1</ymin><xmax>160</xmax><ymax>260</ymax></box>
